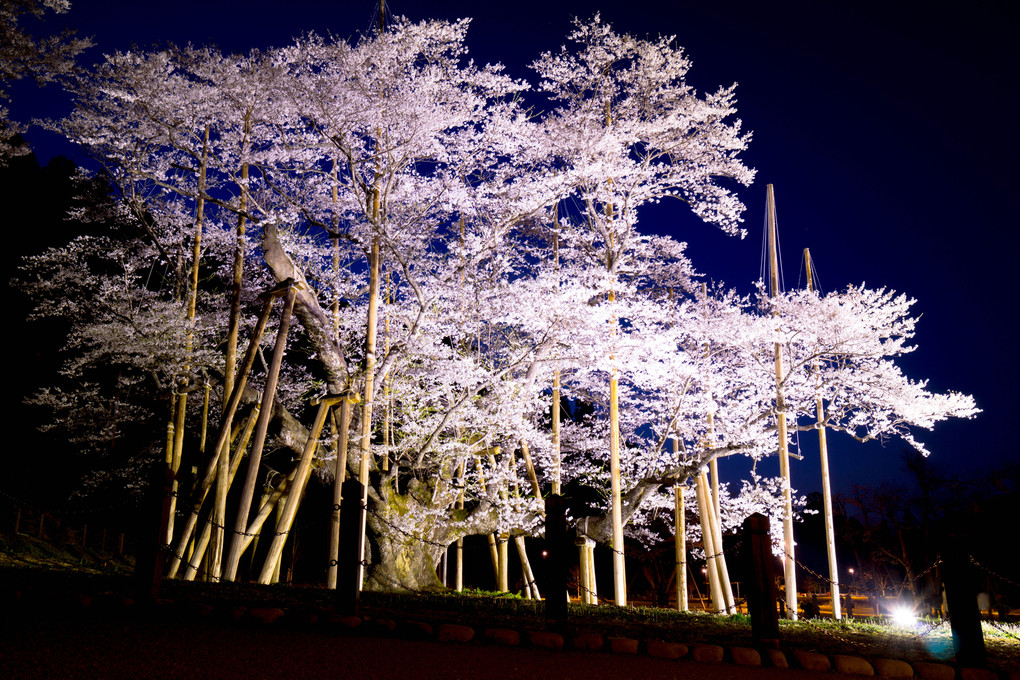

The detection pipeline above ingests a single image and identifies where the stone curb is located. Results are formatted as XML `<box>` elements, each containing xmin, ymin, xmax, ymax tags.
<box><xmin>18</xmin><ymin>592</ymin><xmax>1012</xmax><ymax>679</ymax></box>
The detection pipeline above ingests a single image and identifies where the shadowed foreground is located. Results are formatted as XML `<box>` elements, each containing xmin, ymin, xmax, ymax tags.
<box><xmin>2</xmin><ymin>617</ymin><xmax>823</xmax><ymax>680</ymax></box>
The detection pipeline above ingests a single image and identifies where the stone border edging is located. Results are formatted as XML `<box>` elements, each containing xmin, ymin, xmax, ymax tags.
<box><xmin>10</xmin><ymin>588</ymin><xmax>1018</xmax><ymax>680</ymax></box>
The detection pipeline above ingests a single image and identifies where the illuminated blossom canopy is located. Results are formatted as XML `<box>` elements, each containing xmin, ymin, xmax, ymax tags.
<box><xmin>20</xmin><ymin>15</ymin><xmax>976</xmax><ymax>590</ymax></box>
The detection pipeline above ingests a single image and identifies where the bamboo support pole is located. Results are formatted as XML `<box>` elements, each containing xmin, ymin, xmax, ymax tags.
<box><xmin>497</xmin><ymin>535</ymin><xmax>509</xmax><ymax>592</ymax></box>
<box><xmin>187</xmin><ymin>408</ymin><xmax>257</xmax><ymax>581</ymax></box>
<box><xmin>551</xmin><ymin>208</ymin><xmax>562</xmax><ymax>497</ymax></box>
<box><xmin>551</xmin><ymin>370</ymin><xmax>562</xmax><ymax>496</ymax></box>
<box><xmin>327</xmin><ymin>393</ymin><xmax>357</xmax><ymax>589</ymax></box>
<box><xmin>454</xmin><ymin>458</ymin><xmax>465</xmax><ymax>592</ymax></box>
<box><xmin>579</xmin><ymin>541</ymin><xmax>591</xmax><ymax>603</ymax></box>
<box><xmin>258</xmin><ymin>395</ymin><xmax>344</xmax><ymax>584</ymax></box>
<box><xmin>167</xmin><ymin>291</ymin><xmax>276</xmax><ymax>578</ymax></box>
<box><xmin>519</xmin><ymin>440</ymin><xmax>542</xmax><ymax>502</ymax></box>
<box><xmin>805</xmin><ymin>248</ymin><xmax>841</xmax><ymax>619</ymax></box>
<box><xmin>695</xmin><ymin>474</ymin><xmax>725</xmax><ymax>613</ymax></box>
<box><xmin>487</xmin><ymin>534</ymin><xmax>500</xmax><ymax>584</ymax></box>
<box><xmin>354</xmin><ymin>210</ymin><xmax>382</xmax><ymax>593</ymax></box>
<box><xmin>487</xmin><ymin>447</ymin><xmax>512</xmax><ymax>593</ymax></box>
<box><xmin>474</xmin><ymin>449</ymin><xmax>506</xmax><ymax>588</ymax></box>
<box><xmin>167</xmin><ymin>393</ymin><xmax>187</xmax><ymax>545</ymax></box>
<box><xmin>767</xmin><ymin>184</ymin><xmax>798</xmax><ymax>619</ymax></box>
<box><xmin>514</xmin><ymin>536</ymin><xmax>540</xmax><ymax>599</ymax></box>
<box><xmin>223</xmin><ymin>118</ymin><xmax>250</xmax><ymax>407</ymax></box>
<box><xmin>381</xmin><ymin>272</ymin><xmax>391</xmax><ymax>473</ymax></box>
<box><xmin>187</xmin><ymin>521</ymin><xmax>213</xmax><ymax>581</ymax></box>
<box><xmin>270</xmin><ymin>501</ymin><xmax>284</xmax><ymax>584</ymax></box>
<box><xmin>224</xmin><ymin>283</ymin><xmax>299</xmax><ymax>582</ymax></box>
<box><xmin>673</xmin><ymin>439</ymin><xmax>688</xmax><ymax>611</ymax></box>
<box><xmin>602</xmin><ymin>100</ymin><xmax>627</xmax><ymax>608</ymax></box>
<box><xmin>167</xmin><ymin>125</ymin><xmax>211</xmax><ymax>546</ymax></box>
<box><xmin>705</xmin><ymin>470</ymin><xmax>736</xmax><ymax>613</ymax></box>
<box><xmin>232</xmin><ymin>471</ymin><xmax>295</xmax><ymax>563</ymax></box>
<box><xmin>211</xmin><ymin>407</ymin><xmax>258</xmax><ymax>579</ymax></box>
<box><xmin>608</xmin><ymin>369</ymin><xmax>626</xmax><ymax>606</ymax></box>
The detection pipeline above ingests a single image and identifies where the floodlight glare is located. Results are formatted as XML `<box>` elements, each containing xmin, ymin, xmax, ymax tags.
<box><xmin>891</xmin><ymin>605</ymin><xmax>916</xmax><ymax>628</ymax></box>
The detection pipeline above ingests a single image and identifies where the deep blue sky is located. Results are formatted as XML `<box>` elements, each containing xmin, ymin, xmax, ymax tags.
<box><xmin>11</xmin><ymin>0</ymin><xmax>1019</xmax><ymax>496</ymax></box>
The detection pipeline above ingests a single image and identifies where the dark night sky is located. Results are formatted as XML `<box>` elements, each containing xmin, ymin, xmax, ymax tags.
<box><xmin>10</xmin><ymin>0</ymin><xmax>1019</xmax><ymax>497</ymax></box>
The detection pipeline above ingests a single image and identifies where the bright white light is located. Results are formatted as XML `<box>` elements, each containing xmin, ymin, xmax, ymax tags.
<box><xmin>891</xmin><ymin>605</ymin><xmax>916</xmax><ymax>628</ymax></box>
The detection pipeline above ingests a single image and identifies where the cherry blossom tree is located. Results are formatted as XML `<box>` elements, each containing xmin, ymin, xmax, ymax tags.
<box><xmin>1</xmin><ymin>0</ymin><xmax>90</xmax><ymax>161</ymax></box>
<box><xmin>23</xmin><ymin>14</ymin><xmax>977</xmax><ymax>600</ymax></box>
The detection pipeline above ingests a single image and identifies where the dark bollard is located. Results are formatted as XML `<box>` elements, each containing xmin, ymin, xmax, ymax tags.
<box><xmin>942</xmin><ymin>547</ymin><xmax>986</xmax><ymax>667</ymax></box>
<box><xmin>134</xmin><ymin>460</ymin><xmax>174</xmax><ymax>604</ymax></box>
<box><xmin>743</xmin><ymin>513</ymin><xmax>780</xmax><ymax>647</ymax></box>
<box><xmin>544</xmin><ymin>494</ymin><xmax>569</xmax><ymax>630</ymax></box>
<box><xmin>337</xmin><ymin>479</ymin><xmax>365</xmax><ymax>616</ymax></box>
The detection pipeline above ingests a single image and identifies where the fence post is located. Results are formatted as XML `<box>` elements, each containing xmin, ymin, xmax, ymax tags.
<box><xmin>544</xmin><ymin>494</ymin><xmax>568</xmax><ymax>630</ymax></box>
<box><xmin>743</xmin><ymin>513</ymin><xmax>780</xmax><ymax>647</ymax></box>
<box><xmin>942</xmin><ymin>547</ymin><xmax>986</xmax><ymax>668</ymax></box>
<box><xmin>337</xmin><ymin>479</ymin><xmax>364</xmax><ymax>616</ymax></box>
<box><xmin>134</xmin><ymin>461</ymin><xmax>173</xmax><ymax>602</ymax></box>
